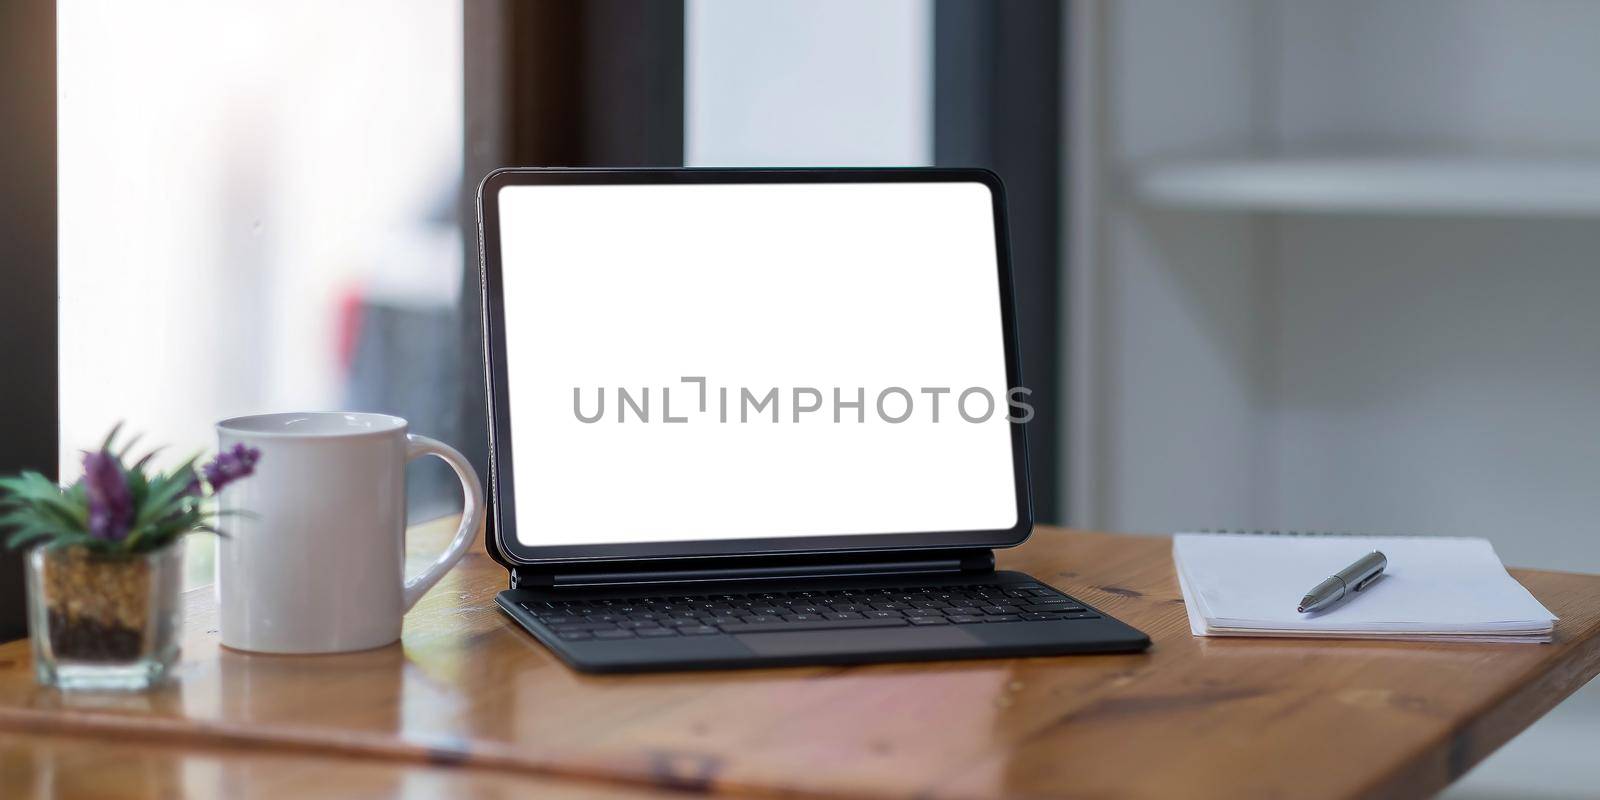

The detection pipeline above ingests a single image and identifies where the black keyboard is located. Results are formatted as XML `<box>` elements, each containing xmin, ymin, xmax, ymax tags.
<box><xmin>518</xmin><ymin>582</ymin><xmax>1100</xmax><ymax>641</ymax></box>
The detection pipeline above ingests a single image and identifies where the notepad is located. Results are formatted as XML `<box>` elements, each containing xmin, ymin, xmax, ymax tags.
<box><xmin>1173</xmin><ymin>533</ymin><xmax>1557</xmax><ymax>643</ymax></box>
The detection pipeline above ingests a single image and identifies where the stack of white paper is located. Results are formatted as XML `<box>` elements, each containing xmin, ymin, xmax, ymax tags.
<box><xmin>1174</xmin><ymin>533</ymin><xmax>1557</xmax><ymax>643</ymax></box>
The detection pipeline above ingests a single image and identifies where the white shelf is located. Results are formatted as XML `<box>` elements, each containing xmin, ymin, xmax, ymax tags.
<box><xmin>1132</xmin><ymin>156</ymin><xmax>1600</xmax><ymax>216</ymax></box>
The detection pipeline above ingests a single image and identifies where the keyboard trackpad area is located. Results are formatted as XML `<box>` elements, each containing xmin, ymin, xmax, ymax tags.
<box><xmin>736</xmin><ymin>626</ymin><xmax>981</xmax><ymax>656</ymax></box>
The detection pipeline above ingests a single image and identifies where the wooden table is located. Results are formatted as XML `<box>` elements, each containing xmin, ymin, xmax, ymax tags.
<box><xmin>0</xmin><ymin>731</ymin><xmax>694</xmax><ymax>800</ymax></box>
<box><xmin>1</xmin><ymin>518</ymin><xmax>1597</xmax><ymax>800</ymax></box>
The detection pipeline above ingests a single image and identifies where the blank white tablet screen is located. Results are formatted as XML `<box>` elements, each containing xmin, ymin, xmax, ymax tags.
<box><xmin>496</xmin><ymin>181</ymin><xmax>1019</xmax><ymax>547</ymax></box>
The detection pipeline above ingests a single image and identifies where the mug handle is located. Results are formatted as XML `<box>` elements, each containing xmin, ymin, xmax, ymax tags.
<box><xmin>401</xmin><ymin>434</ymin><xmax>486</xmax><ymax>612</ymax></box>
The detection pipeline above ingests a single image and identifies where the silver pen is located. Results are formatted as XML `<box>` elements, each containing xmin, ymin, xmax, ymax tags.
<box><xmin>1297</xmin><ymin>551</ymin><xmax>1387</xmax><ymax>613</ymax></box>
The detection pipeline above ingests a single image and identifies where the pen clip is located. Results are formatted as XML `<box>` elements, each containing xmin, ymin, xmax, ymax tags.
<box><xmin>1351</xmin><ymin>572</ymin><xmax>1382</xmax><ymax>592</ymax></box>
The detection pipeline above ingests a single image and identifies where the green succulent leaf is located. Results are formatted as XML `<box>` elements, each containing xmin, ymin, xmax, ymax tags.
<box><xmin>37</xmin><ymin>498</ymin><xmax>87</xmax><ymax>532</ymax></box>
<box><xmin>129</xmin><ymin>446</ymin><xmax>166</xmax><ymax>474</ymax></box>
<box><xmin>5</xmin><ymin>525</ymin><xmax>57</xmax><ymax>550</ymax></box>
<box><xmin>3</xmin><ymin>426</ymin><xmax>254</xmax><ymax>554</ymax></box>
<box><xmin>0</xmin><ymin>472</ymin><xmax>86</xmax><ymax>537</ymax></box>
<box><xmin>132</xmin><ymin>459</ymin><xmax>199</xmax><ymax>530</ymax></box>
<box><xmin>99</xmin><ymin>421</ymin><xmax>125</xmax><ymax>453</ymax></box>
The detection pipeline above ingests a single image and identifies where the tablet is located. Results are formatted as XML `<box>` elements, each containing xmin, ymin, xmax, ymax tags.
<box><xmin>477</xmin><ymin>168</ymin><xmax>1031</xmax><ymax>565</ymax></box>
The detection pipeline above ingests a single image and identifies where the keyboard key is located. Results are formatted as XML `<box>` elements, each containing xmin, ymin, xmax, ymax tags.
<box><xmin>717</xmin><ymin>617</ymin><xmax>908</xmax><ymax>634</ymax></box>
<box><xmin>521</xmin><ymin>581</ymin><xmax>1090</xmax><ymax>643</ymax></box>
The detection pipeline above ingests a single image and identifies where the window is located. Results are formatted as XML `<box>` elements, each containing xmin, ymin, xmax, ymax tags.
<box><xmin>58</xmin><ymin>1</ymin><xmax>467</xmax><ymax>585</ymax></box>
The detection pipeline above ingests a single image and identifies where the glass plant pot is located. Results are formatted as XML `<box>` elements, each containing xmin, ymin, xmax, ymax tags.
<box><xmin>25</xmin><ymin>543</ymin><xmax>183</xmax><ymax>691</ymax></box>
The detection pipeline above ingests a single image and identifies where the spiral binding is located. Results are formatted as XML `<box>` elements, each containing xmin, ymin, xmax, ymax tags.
<box><xmin>1192</xmin><ymin>529</ymin><xmax>1448</xmax><ymax>540</ymax></box>
<box><xmin>1194</xmin><ymin>529</ymin><xmax>1366</xmax><ymax>537</ymax></box>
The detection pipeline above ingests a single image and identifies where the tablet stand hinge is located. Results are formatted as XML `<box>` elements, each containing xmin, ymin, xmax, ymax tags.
<box><xmin>510</xmin><ymin>549</ymin><xmax>995</xmax><ymax>590</ymax></box>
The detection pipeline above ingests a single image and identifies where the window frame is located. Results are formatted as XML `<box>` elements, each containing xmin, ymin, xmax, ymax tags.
<box><xmin>0</xmin><ymin>0</ymin><xmax>57</xmax><ymax>640</ymax></box>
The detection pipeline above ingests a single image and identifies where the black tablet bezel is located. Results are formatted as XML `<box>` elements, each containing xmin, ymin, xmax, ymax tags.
<box><xmin>477</xmin><ymin>167</ymin><xmax>1033</xmax><ymax>566</ymax></box>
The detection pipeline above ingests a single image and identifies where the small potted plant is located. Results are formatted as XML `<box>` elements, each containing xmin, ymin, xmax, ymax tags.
<box><xmin>0</xmin><ymin>425</ymin><xmax>259</xmax><ymax>690</ymax></box>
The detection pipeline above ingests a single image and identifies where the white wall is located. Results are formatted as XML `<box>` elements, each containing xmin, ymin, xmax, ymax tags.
<box><xmin>1073</xmin><ymin>0</ymin><xmax>1270</xmax><ymax>532</ymax></box>
<box><xmin>1266</xmin><ymin>0</ymin><xmax>1600</xmax><ymax>574</ymax></box>
<box><xmin>685</xmin><ymin>0</ymin><xmax>931</xmax><ymax>167</ymax></box>
<box><xmin>1273</xmin><ymin>0</ymin><xmax>1600</xmax><ymax>153</ymax></box>
<box><xmin>1270</xmin><ymin>216</ymin><xmax>1600</xmax><ymax>573</ymax></box>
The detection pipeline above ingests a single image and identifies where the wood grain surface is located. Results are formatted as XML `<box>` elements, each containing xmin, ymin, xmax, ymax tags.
<box><xmin>0</xmin><ymin>517</ymin><xmax>1596</xmax><ymax>800</ymax></box>
<box><xmin>0</xmin><ymin>732</ymin><xmax>717</xmax><ymax>800</ymax></box>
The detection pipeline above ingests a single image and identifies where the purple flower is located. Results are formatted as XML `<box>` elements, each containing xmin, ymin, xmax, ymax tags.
<box><xmin>83</xmin><ymin>450</ymin><xmax>134</xmax><ymax>541</ymax></box>
<box><xmin>203</xmin><ymin>444</ymin><xmax>261</xmax><ymax>493</ymax></box>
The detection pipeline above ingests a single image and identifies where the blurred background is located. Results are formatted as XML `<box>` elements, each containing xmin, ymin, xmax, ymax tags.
<box><xmin>32</xmin><ymin>0</ymin><xmax>1600</xmax><ymax>795</ymax></box>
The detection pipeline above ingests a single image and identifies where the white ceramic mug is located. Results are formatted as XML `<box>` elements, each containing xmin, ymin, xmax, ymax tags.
<box><xmin>214</xmin><ymin>412</ymin><xmax>484</xmax><ymax>654</ymax></box>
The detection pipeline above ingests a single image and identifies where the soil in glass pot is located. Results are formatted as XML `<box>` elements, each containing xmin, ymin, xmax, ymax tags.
<box><xmin>25</xmin><ymin>543</ymin><xmax>183</xmax><ymax>690</ymax></box>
